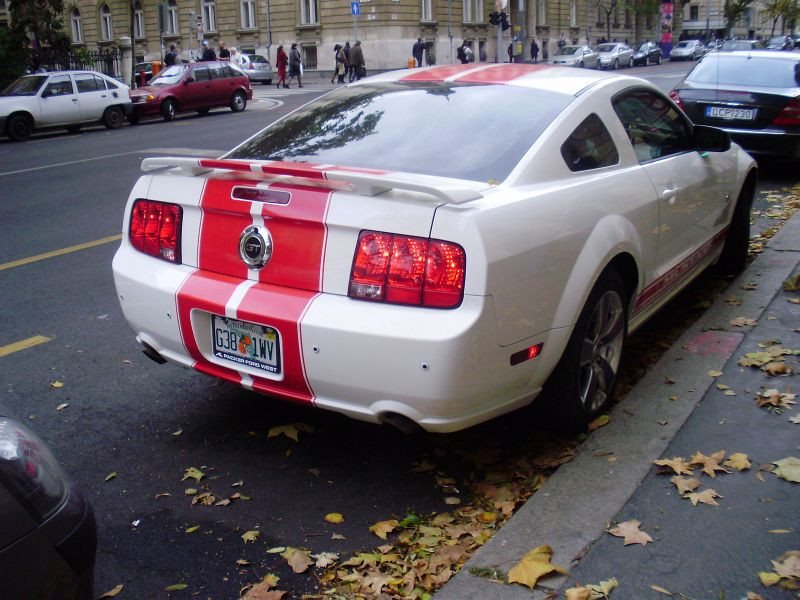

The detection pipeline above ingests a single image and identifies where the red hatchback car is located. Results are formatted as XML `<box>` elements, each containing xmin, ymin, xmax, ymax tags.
<box><xmin>128</xmin><ymin>61</ymin><xmax>252</xmax><ymax>123</ymax></box>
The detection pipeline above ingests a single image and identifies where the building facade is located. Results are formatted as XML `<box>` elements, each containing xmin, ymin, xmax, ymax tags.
<box><xmin>56</xmin><ymin>0</ymin><xmax>664</xmax><ymax>72</ymax></box>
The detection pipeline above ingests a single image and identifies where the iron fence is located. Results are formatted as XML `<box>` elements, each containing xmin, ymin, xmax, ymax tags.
<box><xmin>31</xmin><ymin>47</ymin><xmax>122</xmax><ymax>79</ymax></box>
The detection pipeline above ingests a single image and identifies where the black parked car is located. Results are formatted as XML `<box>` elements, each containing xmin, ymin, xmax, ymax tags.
<box><xmin>669</xmin><ymin>51</ymin><xmax>800</xmax><ymax>160</ymax></box>
<box><xmin>766</xmin><ymin>35</ymin><xmax>794</xmax><ymax>50</ymax></box>
<box><xmin>632</xmin><ymin>41</ymin><xmax>662</xmax><ymax>66</ymax></box>
<box><xmin>0</xmin><ymin>408</ymin><xmax>96</xmax><ymax>600</ymax></box>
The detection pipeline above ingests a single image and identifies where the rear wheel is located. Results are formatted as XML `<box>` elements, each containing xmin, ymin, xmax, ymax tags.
<box><xmin>716</xmin><ymin>183</ymin><xmax>754</xmax><ymax>275</ymax></box>
<box><xmin>578</xmin><ymin>60</ymin><xmax>585</xmax><ymax>68</ymax></box>
<box><xmin>161</xmin><ymin>99</ymin><xmax>177</xmax><ymax>121</ymax></box>
<box><xmin>542</xmin><ymin>270</ymin><xmax>627</xmax><ymax>431</ymax></box>
<box><xmin>613</xmin><ymin>58</ymin><xmax>619</xmax><ymax>69</ymax></box>
<box><xmin>230</xmin><ymin>91</ymin><xmax>247</xmax><ymax>112</ymax></box>
<box><xmin>6</xmin><ymin>114</ymin><xmax>32</xmax><ymax>141</ymax></box>
<box><xmin>102</xmin><ymin>106</ymin><xmax>124</xmax><ymax>129</ymax></box>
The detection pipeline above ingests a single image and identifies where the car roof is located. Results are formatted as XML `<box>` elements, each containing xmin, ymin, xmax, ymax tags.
<box><xmin>28</xmin><ymin>70</ymin><xmax>111</xmax><ymax>77</ymax></box>
<box><xmin>357</xmin><ymin>63</ymin><xmax>628</xmax><ymax>97</ymax></box>
<box><xmin>711</xmin><ymin>50</ymin><xmax>800</xmax><ymax>60</ymax></box>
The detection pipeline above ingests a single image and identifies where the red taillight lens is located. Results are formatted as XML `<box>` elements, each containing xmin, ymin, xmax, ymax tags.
<box><xmin>772</xmin><ymin>98</ymin><xmax>800</xmax><ymax>126</ymax></box>
<box><xmin>668</xmin><ymin>90</ymin><xmax>684</xmax><ymax>111</ymax></box>
<box><xmin>349</xmin><ymin>230</ymin><xmax>466</xmax><ymax>308</ymax></box>
<box><xmin>129</xmin><ymin>199</ymin><xmax>182</xmax><ymax>263</ymax></box>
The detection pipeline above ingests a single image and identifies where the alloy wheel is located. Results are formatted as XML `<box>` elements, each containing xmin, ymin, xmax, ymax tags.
<box><xmin>578</xmin><ymin>290</ymin><xmax>624</xmax><ymax>413</ymax></box>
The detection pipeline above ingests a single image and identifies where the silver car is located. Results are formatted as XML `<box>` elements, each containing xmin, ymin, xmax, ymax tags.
<box><xmin>550</xmin><ymin>45</ymin><xmax>599</xmax><ymax>68</ymax></box>
<box><xmin>670</xmin><ymin>40</ymin><xmax>706</xmax><ymax>61</ymax></box>
<box><xmin>595</xmin><ymin>43</ymin><xmax>633</xmax><ymax>69</ymax></box>
<box><xmin>234</xmin><ymin>53</ymin><xmax>273</xmax><ymax>84</ymax></box>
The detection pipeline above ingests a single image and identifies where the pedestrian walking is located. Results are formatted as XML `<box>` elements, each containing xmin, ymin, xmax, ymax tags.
<box><xmin>287</xmin><ymin>43</ymin><xmax>303</xmax><ymax>88</ymax></box>
<box><xmin>457</xmin><ymin>41</ymin><xmax>472</xmax><ymax>64</ymax></box>
<box><xmin>349</xmin><ymin>40</ymin><xmax>365</xmax><ymax>81</ymax></box>
<box><xmin>330</xmin><ymin>44</ymin><xmax>341</xmax><ymax>83</ymax></box>
<box><xmin>200</xmin><ymin>39</ymin><xmax>216</xmax><ymax>61</ymax></box>
<box><xmin>344</xmin><ymin>41</ymin><xmax>354</xmax><ymax>82</ymax></box>
<box><xmin>413</xmin><ymin>38</ymin><xmax>425</xmax><ymax>67</ymax></box>
<box><xmin>164</xmin><ymin>44</ymin><xmax>178</xmax><ymax>66</ymax></box>
<box><xmin>276</xmin><ymin>45</ymin><xmax>288</xmax><ymax>88</ymax></box>
<box><xmin>530</xmin><ymin>38</ymin><xmax>539</xmax><ymax>63</ymax></box>
<box><xmin>218</xmin><ymin>41</ymin><xmax>230</xmax><ymax>60</ymax></box>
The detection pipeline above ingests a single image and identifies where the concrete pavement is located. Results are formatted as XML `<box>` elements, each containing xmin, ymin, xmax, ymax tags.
<box><xmin>436</xmin><ymin>212</ymin><xmax>800</xmax><ymax>599</ymax></box>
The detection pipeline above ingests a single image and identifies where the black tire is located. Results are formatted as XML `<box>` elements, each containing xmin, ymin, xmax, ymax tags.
<box><xmin>542</xmin><ymin>270</ymin><xmax>627</xmax><ymax>431</ymax></box>
<box><xmin>127</xmin><ymin>114</ymin><xmax>140</xmax><ymax>125</ymax></box>
<box><xmin>6</xmin><ymin>114</ymin><xmax>32</xmax><ymax>141</ymax></box>
<box><xmin>715</xmin><ymin>183</ymin><xmax>754</xmax><ymax>275</ymax></box>
<box><xmin>613</xmin><ymin>58</ymin><xmax>619</xmax><ymax>70</ymax></box>
<box><xmin>196</xmin><ymin>107</ymin><xmax>210</xmax><ymax>115</ymax></box>
<box><xmin>161</xmin><ymin>99</ymin><xmax>177</xmax><ymax>121</ymax></box>
<box><xmin>230</xmin><ymin>91</ymin><xmax>247</xmax><ymax>112</ymax></box>
<box><xmin>102</xmin><ymin>106</ymin><xmax>124</xmax><ymax>129</ymax></box>
<box><xmin>578</xmin><ymin>60</ymin><xmax>585</xmax><ymax>68</ymax></box>
<box><xmin>66</xmin><ymin>125</ymin><xmax>82</xmax><ymax>134</ymax></box>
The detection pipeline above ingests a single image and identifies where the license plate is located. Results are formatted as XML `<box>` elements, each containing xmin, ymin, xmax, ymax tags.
<box><xmin>212</xmin><ymin>316</ymin><xmax>281</xmax><ymax>375</ymax></box>
<box><xmin>706</xmin><ymin>106</ymin><xmax>755</xmax><ymax>120</ymax></box>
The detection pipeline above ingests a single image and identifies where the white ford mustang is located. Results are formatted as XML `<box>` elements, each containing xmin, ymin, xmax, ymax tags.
<box><xmin>112</xmin><ymin>63</ymin><xmax>757</xmax><ymax>432</ymax></box>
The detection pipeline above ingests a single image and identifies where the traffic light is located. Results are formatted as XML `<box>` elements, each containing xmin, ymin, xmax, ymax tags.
<box><xmin>500</xmin><ymin>11</ymin><xmax>510</xmax><ymax>30</ymax></box>
<box><xmin>488</xmin><ymin>11</ymin><xmax>500</xmax><ymax>25</ymax></box>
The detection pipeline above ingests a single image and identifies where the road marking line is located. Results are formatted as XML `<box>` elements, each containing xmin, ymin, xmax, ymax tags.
<box><xmin>0</xmin><ymin>335</ymin><xmax>51</xmax><ymax>357</ymax></box>
<box><xmin>0</xmin><ymin>234</ymin><xmax>122</xmax><ymax>272</ymax></box>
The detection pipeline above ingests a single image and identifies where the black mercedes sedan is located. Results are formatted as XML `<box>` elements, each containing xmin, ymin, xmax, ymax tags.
<box><xmin>632</xmin><ymin>41</ymin><xmax>662</xmax><ymax>66</ymax></box>
<box><xmin>669</xmin><ymin>51</ymin><xmax>800</xmax><ymax>160</ymax></box>
<box><xmin>0</xmin><ymin>409</ymin><xmax>96</xmax><ymax>600</ymax></box>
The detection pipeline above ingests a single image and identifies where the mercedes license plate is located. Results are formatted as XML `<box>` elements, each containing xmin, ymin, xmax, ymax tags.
<box><xmin>706</xmin><ymin>106</ymin><xmax>755</xmax><ymax>120</ymax></box>
<box><xmin>212</xmin><ymin>316</ymin><xmax>281</xmax><ymax>375</ymax></box>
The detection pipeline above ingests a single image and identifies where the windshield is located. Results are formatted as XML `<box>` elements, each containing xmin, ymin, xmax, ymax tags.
<box><xmin>2</xmin><ymin>75</ymin><xmax>48</xmax><ymax>96</ymax></box>
<box><xmin>228</xmin><ymin>82</ymin><xmax>572</xmax><ymax>183</ymax></box>
<box><xmin>675</xmin><ymin>42</ymin><xmax>691</xmax><ymax>48</ymax></box>
<box><xmin>687</xmin><ymin>55</ymin><xmax>800</xmax><ymax>87</ymax></box>
<box><xmin>637</xmin><ymin>43</ymin><xmax>651</xmax><ymax>52</ymax></box>
<box><xmin>595</xmin><ymin>44</ymin><xmax>617</xmax><ymax>53</ymax></box>
<box><xmin>151</xmin><ymin>65</ymin><xmax>188</xmax><ymax>85</ymax></box>
<box><xmin>769</xmin><ymin>37</ymin><xmax>786</xmax><ymax>43</ymax></box>
<box><xmin>555</xmin><ymin>46</ymin><xmax>581</xmax><ymax>56</ymax></box>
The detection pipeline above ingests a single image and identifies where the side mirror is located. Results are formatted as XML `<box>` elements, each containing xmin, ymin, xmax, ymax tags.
<box><xmin>41</xmin><ymin>89</ymin><xmax>52</xmax><ymax>98</ymax></box>
<box><xmin>694</xmin><ymin>125</ymin><xmax>731</xmax><ymax>153</ymax></box>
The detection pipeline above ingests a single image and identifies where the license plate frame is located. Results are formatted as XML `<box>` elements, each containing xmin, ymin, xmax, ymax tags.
<box><xmin>211</xmin><ymin>315</ymin><xmax>281</xmax><ymax>375</ymax></box>
<box><xmin>705</xmin><ymin>105</ymin><xmax>756</xmax><ymax>120</ymax></box>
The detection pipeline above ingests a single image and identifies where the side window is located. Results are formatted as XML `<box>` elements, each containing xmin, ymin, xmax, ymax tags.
<box><xmin>94</xmin><ymin>75</ymin><xmax>108</xmax><ymax>90</ymax></box>
<box><xmin>612</xmin><ymin>89</ymin><xmax>691</xmax><ymax>163</ymax></box>
<box><xmin>561</xmin><ymin>113</ymin><xmax>619</xmax><ymax>172</ymax></box>
<box><xmin>225</xmin><ymin>65</ymin><xmax>240</xmax><ymax>78</ymax></box>
<box><xmin>209</xmin><ymin>65</ymin><xmax>227</xmax><ymax>79</ymax></box>
<box><xmin>75</xmin><ymin>73</ymin><xmax>101</xmax><ymax>93</ymax></box>
<box><xmin>43</xmin><ymin>75</ymin><xmax>74</xmax><ymax>96</ymax></box>
<box><xmin>193</xmin><ymin>66</ymin><xmax>210</xmax><ymax>81</ymax></box>
<box><xmin>105</xmin><ymin>78</ymin><xmax>119</xmax><ymax>89</ymax></box>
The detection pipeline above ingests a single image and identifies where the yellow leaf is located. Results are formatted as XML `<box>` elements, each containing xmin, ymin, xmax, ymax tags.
<box><xmin>607</xmin><ymin>519</ymin><xmax>653</xmax><ymax>545</ymax></box>
<box><xmin>758</xmin><ymin>571</ymin><xmax>781</xmax><ymax>586</ymax></box>
<box><xmin>686</xmin><ymin>488</ymin><xmax>721</xmax><ymax>506</ymax></box>
<box><xmin>689</xmin><ymin>450</ymin><xmax>730</xmax><ymax>477</ymax></box>
<box><xmin>324</xmin><ymin>512</ymin><xmax>344</xmax><ymax>524</ymax></box>
<box><xmin>280</xmin><ymin>547</ymin><xmax>312</xmax><ymax>573</ymax></box>
<box><xmin>268</xmin><ymin>425</ymin><xmax>299</xmax><ymax>442</ymax></box>
<box><xmin>772</xmin><ymin>457</ymin><xmax>800</xmax><ymax>483</ymax></box>
<box><xmin>654</xmin><ymin>457</ymin><xmax>693</xmax><ymax>475</ymax></box>
<box><xmin>50</xmin><ymin>381</ymin><xmax>64</xmax><ymax>389</ymax></box>
<box><xmin>56</xmin><ymin>403</ymin><xmax>69</xmax><ymax>411</ymax></box>
<box><xmin>746</xmin><ymin>593</ymin><xmax>765</xmax><ymax>600</ymax></box>
<box><xmin>768</xmin><ymin>529</ymin><xmax>792</xmax><ymax>534</ymax></box>
<box><xmin>185</xmin><ymin>525</ymin><xmax>200</xmax><ymax>533</ymax></box>
<box><xmin>184</xmin><ymin>488</ymin><xmax>197</xmax><ymax>496</ymax></box>
<box><xmin>105</xmin><ymin>472</ymin><xmax>117</xmax><ymax>481</ymax></box>
<box><xmin>650</xmin><ymin>584</ymin><xmax>673</xmax><ymax>595</ymax></box>
<box><xmin>369</xmin><ymin>519</ymin><xmax>398</xmax><ymax>540</ymax></box>
<box><xmin>181</xmin><ymin>467</ymin><xmax>205</xmax><ymax>482</ymax></box>
<box><xmin>242</xmin><ymin>530</ymin><xmax>261</xmax><ymax>544</ymax></box>
<box><xmin>476</xmin><ymin>512</ymin><xmax>497</xmax><ymax>524</ymax></box>
<box><xmin>444</xmin><ymin>496</ymin><xmax>461</xmax><ymax>505</ymax></box>
<box><xmin>507</xmin><ymin>545</ymin><xmax>568</xmax><ymax>589</ymax></box>
<box><xmin>565</xmin><ymin>587</ymin><xmax>592</xmax><ymax>600</ymax></box>
<box><xmin>588</xmin><ymin>414</ymin><xmax>610</xmax><ymax>431</ymax></box>
<box><xmin>164</xmin><ymin>583</ymin><xmax>188</xmax><ymax>591</ymax></box>
<box><xmin>724</xmin><ymin>453</ymin><xmax>752</xmax><ymax>471</ymax></box>
<box><xmin>708</xmin><ymin>370</ymin><xmax>724</xmax><ymax>377</ymax></box>
<box><xmin>99</xmin><ymin>584</ymin><xmax>124</xmax><ymax>598</ymax></box>
<box><xmin>236</xmin><ymin>559</ymin><xmax>251</xmax><ymax>566</ymax></box>
<box><xmin>671</xmin><ymin>476</ymin><xmax>701</xmax><ymax>495</ymax></box>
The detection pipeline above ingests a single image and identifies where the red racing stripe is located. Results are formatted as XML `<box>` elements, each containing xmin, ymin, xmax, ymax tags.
<box><xmin>400</xmin><ymin>64</ymin><xmax>484</xmax><ymax>82</ymax></box>
<box><xmin>456</xmin><ymin>63</ymin><xmax>552</xmax><ymax>83</ymax></box>
<box><xmin>198</xmin><ymin>178</ymin><xmax>254</xmax><ymax>281</ymax></box>
<box><xmin>260</xmin><ymin>161</ymin><xmax>328</xmax><ymax>179</ymax></box>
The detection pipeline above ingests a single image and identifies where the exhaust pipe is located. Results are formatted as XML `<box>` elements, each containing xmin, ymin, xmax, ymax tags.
<box><xmin>140</xmin><ymin>341</ymin><xmax>167</xmax><ymax>364</ymax></box>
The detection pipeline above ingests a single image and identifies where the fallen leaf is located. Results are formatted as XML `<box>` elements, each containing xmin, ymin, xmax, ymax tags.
<box><xmin>724</xmin><ymin>453</ymin><xmax>752</xmax><ymax>471</ymax></box>
<box><xmin>730</xmin><ymin>317</ymin><xmax>758</xmax><ymax>327</ymax></box>
<box><xmin>280</xmin><ymin>547</ymin><xmax>312</xmax><ymax>573</ymax></box>
<box><xmin>772</xmin><ymin>457</ymin><xmax>800</xmax><ymax>483</ymax></box>
<box><xmin>690</xmin><ymin>450</ymin><xmax>730</xmax><ymax>477</ymax></box>
<box><xmin>56</xmin><ymin>403</ymin><xmax>69</xmax><ymax>411</ymax></box>
<box><xmin>242</xmin><ymin>574</ymin><xmax>285</xmax><ymax>600</ymax></box>
<box><xmin>331</xmin><ymin>533</ymin><xmax>346</xmax><ymax>540</ymax></box>
<box><xmin>184</xmin><ymin>488</ymin><xmax>197</xmax><ymax>496</ymax></box>
<box><xmin>768</xmin><ymin>529</ymin><xmax>792</xmax><ymax>534</ymax></box>
<box><xmin>565</xmin><ymin>578</ymin><xmax>618</xmax><ymax>599</ymax></box>
<box><xmin>324</xmin><ymin>512</ymin><xmax>344</xmax><ymax>524</ymax></box>
<box><xmin>99</xmin><ymin>584</ymin><xmax>124</xmax><ymax>598</ymax></box>
<box><xmin>181</xmin><ymin>467</ymin><xmax>205</xmax><ymax>482</ymax></box>
<box><xmin>790</xmin><ymin>414</ymin><xmax>800</xmax><ymax>424</ymax></box>
<box><xmin>268</xmin><ymin>425</ymin><xmax>300</xmax><ymax>442</ymax></box>
<box><xmin>50</xmin><ymin>381</ymin><xmax>64</xmax><ymax>389</ymax></box>
<box><xmin>242</xmin><ymin>530</ymin><xmax>261</xmax><ymax>544</ymax></box>
<box><xmin>708</xmin><ymin>370</ymin><xmax>724</xmax><ymax>377</ymax></box>
<box><xmin>215</xmin><ymin>498</ymin><xmax>231</xmax><ymax>507</ymax></box>
<box><xmin>312</xmin><ymin>552</ymin><xmax>339</xmax><ymax>568</ymax></box>
<box><xmin>185</xmin><ymin>525</ymin><xmax>200</xmax><ymax>533</ymax></box>
<box><xmin>783</xmin><ymin>273</ymin><xmax>800</xmax><ymax>291</ymax></box>
<box><xmin>741</xmin><ymin>282</ymin><xmax>758</xmax><ymax>290</ymax></box>
<box><xmin>607</xmin><ymin>519</ymin><xmax>653</xmax><ymax>546</ymax></box>
<box><xmin>670</xmin><ymin>476</ymin><xmax>701</xmax><ymax>495</ymax></box>
<box><xmin>789</xmin><ymin>298</ymin><xmax>800</xmax><ymax>304</ymax></box>
<box><xmin>587</xmin><ymin>414</ymin><xmax>610</xmax><ymax>431</ymax></box>
<box><xmin>725</xmin><ymin>296</ymin><xmax>741</xmax><ymax>305</ymax></box>
<box><xmin>686</xmin><ymin>488</ymin><xmax>722</xmax><ymax>506</ymax></box>
<box><xmin>164</xmin><ymin>583</ymin><xmax>188</xmax><ymax>591</ymax></box>
<box><xmin>231</xmin><ymin>480</ymin><xmax>243</xmax><ymax>487</ymax></box>
<box><xmin>650</xmin><ymin>584</ymin><xmax>673</xmax><ymax>595</ymax></box>
<box><xmin>757</xmin><ymin>388</ymin><xmax>796</xmax><ymax>408</ymax></box>
<box><xmin>771</xmin><ymin>550</ymin><xmax>800</xmax><ymax>579</ymax></box>
<box><xmin>236</xmin><ymin>559</ymin><xmax>251</xmax><ymax>566</ymax></box>
<box><xmin>444</xmin><ymin>496</ymin><xmax>461</xmax><ymax>505</ymax></box>
<box><xmin>266</xmin><ymin>547</ymin><xmax>285</xmax><ymax>553</ymax></box>
<box><xmin>369</xmin><ymin>519</ymin><xmax>398</xmax><ymax>540</ymax></box>
<box><xmin>759</xmin><ymin>572</ymin><xmax>781</xmax><ymax>586</ymax></box>
<box><xmin>746</xmin><ymin>593</ymin><xmax>765</xmax><ymax>600</ymax></box>
<box><xmin>172</xmin><ymin>429</ymin><xmax>182</xmax><ymax>436</ymax></box>
<box><xmin>105</xmin><ymin>472</ymin><xmax>117</xmax><ymax>481</ymax></box>
<box><xmin>654</xmin><ymin>457</ymin><xmax>693</xmax><ymax>475</ymax></box>
<box><xmin>507</xmin><ymin>545</ymin><xmax>569</xmax><ymax>589</ymax></box>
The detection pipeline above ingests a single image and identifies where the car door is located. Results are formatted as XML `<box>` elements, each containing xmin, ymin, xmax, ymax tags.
<box><xmin>182</xmin><ymin>65</ymin><xmax>213</xmax><ymax>109</ymax></box>
<box><xmin>37</xmin><ymin>74</ymin><xmax>81</xmax><ymax>126</ymax></box>
<box><xmin>612</xmin><ymin>88</ymin><xmax>731</xmax><ymax>280</ymax></box>
<box><xmin>74</xmin><ymin>73</ymin><xmax>109</xmax><ymax>122</ymax></box>
<box><xmin>209</xmin><ymin>64</ymin><xmax>233</xmax><ymax>105</ymax></box>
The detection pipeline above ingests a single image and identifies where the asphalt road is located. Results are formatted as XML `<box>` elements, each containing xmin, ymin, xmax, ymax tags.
<box><xmin>0</xmin><ymin>63</ymin><xmax>797</xmax><ymax>599</ymax></box>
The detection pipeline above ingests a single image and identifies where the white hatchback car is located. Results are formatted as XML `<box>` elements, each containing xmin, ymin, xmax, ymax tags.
<box><xmin>550</xmin><ymin>45</ymin><xmax>600</xmax><ymax>68</ymax></box>
<box><xmin>112</xmin><ymin>64</ymin><xmax>756</xmax><ymax>433</ymax></box>
<box><xmin>0</xmin><ymin>70</ymin><xmax>132</xmax><ymax>141</ymax></box>
<box><xmin>595</xmin><ymin>43</ymin><xmax>634</xmax><ymax>69</ymax></box>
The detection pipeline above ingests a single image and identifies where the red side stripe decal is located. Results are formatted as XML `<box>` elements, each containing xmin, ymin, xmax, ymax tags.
<box><xmin>633</xmin><ymin>227</ymin><xmax>729</xmax><ymax>314</ymax></box>
<box><xmin>456</xmin><ymin>63</ymin><xmax>552</xmax><ymax>83</ymax></box>
<box><xmin>260</xmin><ymin>162</ymin><xmax>328</xmax><ymax>179</ymax></box>
<box><xmin>400</xmin><ymin>64</ymin><xmax>484</xmax><ymax>82</ymax></box>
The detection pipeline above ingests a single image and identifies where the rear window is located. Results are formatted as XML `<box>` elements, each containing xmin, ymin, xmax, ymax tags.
<box><xmin>248</xmin><ymin>55</ymin><xmax>268</xmax><ymax>63</ymax></box>
<box><xmin>686</xmin><ymin>55</ymin><xmax>800</xmax><ymax>87</ymax></box>
<box><xmin>228</xmin><ymin>82</ymin><xmax>572</xmax><ymax>183</ymax></box>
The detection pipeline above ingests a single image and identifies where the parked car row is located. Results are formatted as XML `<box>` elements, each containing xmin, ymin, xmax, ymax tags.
<box><xmin>1</xmin><ymin>61</ymin><xmax>253</xmax><ymax>141</ymax></box>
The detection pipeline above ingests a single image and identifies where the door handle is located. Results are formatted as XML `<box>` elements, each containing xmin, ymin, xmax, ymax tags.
<box><xmin>72</xmin><ymin>98</ymin><xmax>78</xmax><ymax>102</ymax></box>
<box><xmin>661</xmin><ymin>187</ymin><xmax>678</xmax><ymax>203</ymax></box>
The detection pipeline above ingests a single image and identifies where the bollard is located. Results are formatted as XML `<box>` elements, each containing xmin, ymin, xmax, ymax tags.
<box><xmin>407</xmin><ymin>57</ymin><xmax>416</xmax><ymax>69</ymax></box>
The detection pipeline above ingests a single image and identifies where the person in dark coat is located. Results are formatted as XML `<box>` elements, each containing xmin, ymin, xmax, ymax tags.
<box><xmin>344</xmin><ymin>41</ymin><xmax>354</xmax><ymax>81</ymax></box>
<box><xmin>349</xmin><ymin>40</ymin><xmax>365</xmax><ymax>80</ymax></box>
<box><xmin>218</xmin><ymin>41</ymin><xmax>230</xmax><ymax>60</ymax></box>
<box><xmin>530</xmin><ymin>38</ymin><xmax>539</xmax><ymax>62</ymax></box>
<box><xmin>200</xmin><ymin>39</ymin><xmax>216</xmax><ymax>61</ymax></box>
<box><xmin>164</xmin><ymin>44</ymin><xmax>178</xmax><ymax>66</ymax></box>
<box><xmin>287</xmin><ymin>43</ymin><xmax>303</xmax><ymax>87</ymax></box>
<box><xmin>412</xmin><ymin>38</ymin><xmax>425</xmax><ymax>67</ymax></box>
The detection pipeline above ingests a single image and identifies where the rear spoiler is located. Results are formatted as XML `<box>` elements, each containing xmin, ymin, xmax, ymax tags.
<box><xmin>141</xmin><ymin>157</ymin><xmax>484</xmax><ymax>205</ymax></box>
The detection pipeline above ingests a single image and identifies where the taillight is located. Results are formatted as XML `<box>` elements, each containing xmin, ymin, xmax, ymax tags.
<box><xmin>129</xmin><ymin>199</ymin><xmax>182</xmax><ymax>263</ymax></box>
<box><xmin>772</xmin><ymin>98</ymin><xmax>800</xmax><ymax>126</ymax></box>
<box><xmin>669</xmin><ymin>90</ymin><xmax>684</xmax><ymax>111</ymax></box>
<box><xmin>349</xmin><ymin>230</ymin><xmax>466</xmax><ymax>308</ymax></box>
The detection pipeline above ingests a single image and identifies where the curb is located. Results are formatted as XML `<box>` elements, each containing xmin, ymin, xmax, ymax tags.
<box><xmin>435</xmin><ymin>212</ymin><xmax>800</xmax><ymax>599</ymax></box>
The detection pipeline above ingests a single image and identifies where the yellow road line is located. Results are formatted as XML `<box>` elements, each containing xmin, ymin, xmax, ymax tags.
<box><xmin>0</xmin><ymin>335</ymin><xmax>52</xmax><ymax>357</ymax></box>
<box><xmin>0</xmin><ymin>234</ymin><xmax>122</xmax><ymax>272</ymax></box>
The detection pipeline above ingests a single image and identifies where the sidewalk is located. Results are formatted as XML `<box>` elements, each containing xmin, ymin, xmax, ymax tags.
<box><xmin>436</xmin><ymin>213</ymin><xmax>800</xmax><ymax>599</ymax></box>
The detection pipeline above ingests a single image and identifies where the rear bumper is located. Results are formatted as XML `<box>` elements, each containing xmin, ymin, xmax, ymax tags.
<box><xmin>722</xmin><ymin>127</ymin><xmax>800</xmax><ymax>159</ymax></box>
<box><xmin>245</xmin><ymin>69</ymin><xmax>273</xmax><ymax>82</ymax></box>
<box><xmin>112</xmin><ymin>244</ymin><xmax>553</xmax><ymax>432</ymax></box>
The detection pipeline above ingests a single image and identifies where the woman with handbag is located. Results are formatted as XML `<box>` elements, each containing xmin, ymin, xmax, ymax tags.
<box><xmin>276</xmin><ymin>45</ymin><xmax>288</xmax><ymax>89</ymax></box>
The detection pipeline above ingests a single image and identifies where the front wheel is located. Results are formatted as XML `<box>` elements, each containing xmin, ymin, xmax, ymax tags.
<box><xmin>230</xmin><ymin>91</ymin><xmax>247</xmax><ymax>112</ymax></box>
<box><xmin>715</xmin><ymin>184</ymin><xmax>754</xmax><ymax>275</ymax></box>
<box><xmin>656</xmin><ymin>54</ymin><xmax>662</xmax><ymax>65</ymax></box>
<box><xmin>6</xmin><ymin>114</ymin><xmax>32</xmax><ymax>141</ymax></box>
<box><xmin>613</xmin><ymin>58</ymin><xmax>619</xmax><ymax>70</ymax></box>
<box><xmin>161</xmin><ymin>99</ymin><xmax>177</xmax><ymax>121</ymax></box>
<box><xmin>542</xmin><ymin>270</ymin><xmax>627</xmax><ymax>431</ymax></box>
<box><xmin>578</xmin><ymin>61</ymin><xmax>585</xmax><ymax>68</ymax></box>
<box><xmin>103</xmin><ymin>106</ymin><xmax>124</xmax><ymax>129</ymax></box>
